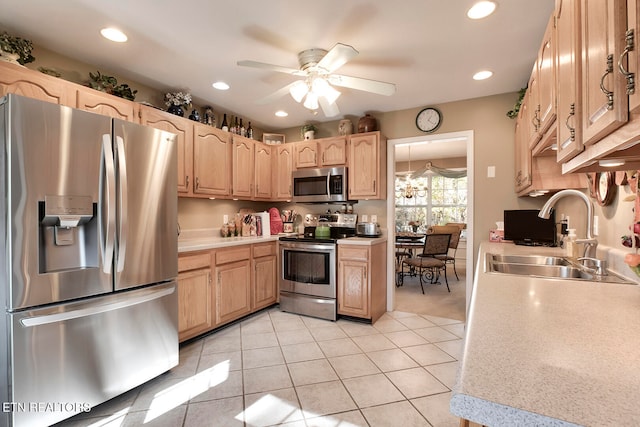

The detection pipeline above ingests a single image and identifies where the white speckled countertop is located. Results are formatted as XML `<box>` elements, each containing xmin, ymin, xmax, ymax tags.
<box><xmin>450</xmin><ymin>241</ymin><xmax>640</xmax><ymax>427</ymax></box>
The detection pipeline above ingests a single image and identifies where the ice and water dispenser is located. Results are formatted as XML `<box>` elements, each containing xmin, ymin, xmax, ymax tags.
<box><xmin>39</xmin><ymin>195</ymin><xmax>98</xmax><ymax>273</ymax></box>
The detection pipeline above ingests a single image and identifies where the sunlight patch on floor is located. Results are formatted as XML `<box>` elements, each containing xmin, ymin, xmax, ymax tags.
<box><xmin>143</xmin><ymin>360</ymin><xmax>230</xmax><ymax>423</ymax></box>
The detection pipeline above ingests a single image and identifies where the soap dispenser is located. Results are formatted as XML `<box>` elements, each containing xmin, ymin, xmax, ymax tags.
<box><xmin>565</xmin><ymin>229</ymin><xmax>578</xmax><ymax>258</ymax></box>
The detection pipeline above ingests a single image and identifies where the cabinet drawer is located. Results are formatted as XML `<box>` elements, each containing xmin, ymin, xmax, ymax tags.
<box><xmin>338</xmin><ymin>246</ymin><xmax>369</xmax><ymax>261</ymax></box>
<box><xmin>178</xmin><ymin>252</ymin><xmax>211</xmax><ymax>272</ymax></box>
<box><xmin>215</xmin><ymin>246</ymin><xmax>251</xmax><ymax>265</ymax></box>
<box><xmin>253</xmin><ymin>242</ymin><xmax>276</xmax><ymax>258</ymax></box>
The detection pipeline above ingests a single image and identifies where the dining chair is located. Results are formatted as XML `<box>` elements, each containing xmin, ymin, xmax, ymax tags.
<box><xmin>399</xmin><ymin>233</ymin><xmax>451</xmax><ymax>294</ymax></box>
<box><xmin>428</xmin><ymin>224</ymin><xmax>465</xmax><ymax>280</ymax></box>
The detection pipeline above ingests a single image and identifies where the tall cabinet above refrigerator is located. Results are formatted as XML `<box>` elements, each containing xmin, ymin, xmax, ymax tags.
<box><xmin>0</xmin><ymin>94</ymin><xmax>179</xmax><ymax>427</ymax></box>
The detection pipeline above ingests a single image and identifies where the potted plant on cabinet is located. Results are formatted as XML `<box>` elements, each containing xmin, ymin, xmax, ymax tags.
<box><xmin>301</xmin><ymin>124</ymin><xmax>317</xmax><ymax>140</ymax></box>
<box><xmin>0</xmin><ymin>32</ymin><xmax>35</xmax><ymax>65</ymax></box>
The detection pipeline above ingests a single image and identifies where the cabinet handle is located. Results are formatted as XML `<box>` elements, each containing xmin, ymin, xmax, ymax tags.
<box><xmin>208</xmin><ymin>272</ymin><xmax>212</xmax><ymax>285</ymax></box>
<box><xmin>531</xmin><ymin>106</ymin><xmax>540</xmax><ymax>131</ymax></box>
<box><xmin>186</xmin><ymin>175</ymin><xmax>189</xmax><ymax>188</ymax></box>
<box><xmin>195</xmin><ymin>177</ymin><xmax>200</xmax><ymax>190</ymax></box>
<box><xmin>599</xmin><ymin>54</ymin><xmax>615</xmax><ymax>110</ymax></box>
<box><xmin>618</xmin><ymin>29</ymin><xmax>635</xmax><ymax>95</ymax></box>
<box><xmin>565</xmin><ymin>103</ymin><xmax>576</xmax><ymax>142</ymax></box>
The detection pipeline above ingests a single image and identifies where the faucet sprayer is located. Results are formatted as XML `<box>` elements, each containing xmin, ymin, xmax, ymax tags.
<box><xmin>538</xmin><ymin>189</ymin><xmax>597</xmax><ymax>258</ymax></box>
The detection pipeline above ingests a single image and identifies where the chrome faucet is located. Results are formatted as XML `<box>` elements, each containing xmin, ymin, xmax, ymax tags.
<box><xmin>538</xmin><ymin>189</ymin><xmax>598</xmax><ymax>259</ymax></box>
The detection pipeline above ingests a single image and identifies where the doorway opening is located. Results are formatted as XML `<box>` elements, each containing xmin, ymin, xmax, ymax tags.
<box><xmin>386</xmin><ymin>131</ymin><xmax>474</xmax><ymax>321</ymax></box>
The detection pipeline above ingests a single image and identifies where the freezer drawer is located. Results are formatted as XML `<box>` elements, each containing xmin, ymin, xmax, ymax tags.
<box><xmin>4</xmin><ymin>282</ymin><xmax>178</xmax><ymax>427</ymax></box>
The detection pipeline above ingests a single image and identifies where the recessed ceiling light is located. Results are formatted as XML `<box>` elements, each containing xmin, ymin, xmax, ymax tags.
<box><xmin>275</xmin><ymin>111</ymin><xmax>288</xmax><ymax>117</ymax></box>
<box><xmin>473</xmin><ymin>70</ymin><xmax>493</xmax><ymax>80</ymax></box>
<box><xmin>100</xmin><ymin>28</ymin><xmax>128</xmax><ymax>43</ymax></box>
<box><xmin>212</xmin><ymin>81</ymin><xmax>230</xmax><ymax>90</ymax></box>
<box><xmin>467</xmin><ymin>1</ymin><xmax>497</xmax><ymax>19</ymax></box>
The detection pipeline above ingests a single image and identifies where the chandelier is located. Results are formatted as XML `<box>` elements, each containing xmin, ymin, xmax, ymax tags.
<box><xmin>289</xmin><ymin>75</ymin><xmax>341</xmax><ymax>110</ymax></box>
<box><xmin>396</xmin><ymin>145</ymin><xmax>428</xmax><ymax>198</ymax></box>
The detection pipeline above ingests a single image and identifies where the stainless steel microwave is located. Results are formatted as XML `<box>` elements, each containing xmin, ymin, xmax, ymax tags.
<box><xmin>292</xmin><ymin>167</ymin><xmax>348</xmax><ymax>203</ymax></box>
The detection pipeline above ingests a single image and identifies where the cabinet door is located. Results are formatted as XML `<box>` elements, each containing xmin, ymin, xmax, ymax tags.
<box><xmin>254</xmin><ymin>142</ymin><xmax>273</xmax><ymax>200</ymax></box>
<box><xmin>177</xmin><ymin>267</ymin><xmax>212</xmax><ymax>341</ymax></box>
<box><xmin>515</xmin><ymin>105</ymin><xmax>532</xmax><ymax>193</ymax></box>
<box><xmin>581</xmin><ymin>0</ymin><xmax>628</xmax><ymax>145</ymax></box>
<box><xmin>556</xmin><ymin>0</ymin><xmax>585</xmax><ymax>162</ymax></box>
<box><xmin>193</xmin><ymin>123</ymin><xmax>232</xmax><ymax>197</ymax></box>
<box><xmin>216</xmin><ymin>260</ymin><xmax>252</xmax><ymax>325</ymax></box>
<box><xmin>253</xmin><ymin>254</ymin><xmax>277</xmax><ymax>310</ymax></box>
<box><xmin>275</xmin><ymin>144</ymin><xmax>294</xmax><ymax>200</ymax></box>
<box><xmin>319</xmin><ymin>137</ymin><xmax>347</xmax><ymax>166</ymax></box>
<box><xmin>348</xmin><ymin>132</ymin><xmax>383</xmax><ymax>199</ymax></box>
<box><xmin>338</xmin><ymin>258</ymin><xmax>369</xmax><ymax>318</ymax></box>
<box><xmin>232</xmin><ymin>136</ymin><xmax>255</xmax><ymax>199</ymax></box>
<box><xmin>537</xmin><ymin>15</ymin><xmax>557</xmax><ymax>136</ymax></box>
<box><xmin>140</xmin><ymin>105</ymin><xmax>194</xmax><ymax>195</ymax></box>
<box><xmin>0</xmin><ymin>62</ymin><xmax>73</xmax><ymax>106</ymax></box>
<box><xmin>76</xmin><ymin>87</ymin><xmax>137</xmax><ymax>122</ymax></box>
<box><xmin>295</xmin><ymin>141</ymin><xmax>319</xmax><ymax>168</ymax></box>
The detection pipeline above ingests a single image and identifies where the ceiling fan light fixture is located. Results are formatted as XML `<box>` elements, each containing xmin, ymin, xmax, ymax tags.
<box><xmin>311</xmin><ymin>77</ymin><xmax>341</xmax><ymax>104</ymax></box>
<box><xmin>303</xmin><ymin>92</ymin><xmax>319</xmax><ymax>110</ymax></box>
<box><xmin>289</xmin><ymin>80</ymin><xmax>309</xmax><ymax>103</ymax></box>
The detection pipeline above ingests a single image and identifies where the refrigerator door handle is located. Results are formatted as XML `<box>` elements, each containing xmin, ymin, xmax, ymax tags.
<box><xmin>116</xmin><ymin>135</ymin><xmax>128</xmax><ymax>273</ymax></box>
<box><xmin>100</xmin><ymin>134</ymin><xmax>116</xmax><ymax>274</ymax></box>
<box><xmin>19</xmin><ymin>285</ymin><xmax>175</xmax><ymax>327</ymax></box>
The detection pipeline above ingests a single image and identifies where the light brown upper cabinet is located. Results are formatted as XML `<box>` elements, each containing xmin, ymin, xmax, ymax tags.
<box><xmin>193</xmin><ymin>123</ymin><xmax>232</xmax><ymax>197</ymax></box>
<box><xmin>254</xmin><ymin>142</ymin><xmax>273</xmax><ymax>200</ymax></box>
<box><xmin>348</xmin><ymin>131</ymin><xmax>387</xmax><ymax>200</ymax></box>
<box><xmin>274</xmin><ymin>144</ymin><xmax>294</xmax><ymax>201</ymax></box>
<box><xmin>76</xmin><ymin>87</ymin><xmax>138</xmax><ymax>122</ymax></box>
<box><xmin>514</xmin><ymin>104</ymin><xmax>533</xmax><ymax>193</ymax></box>
<box><xmin>580</xmin><ymin>0</ymin><xmax>628</xmax><ymax>146</ymax></box>
<box><xmin>139</xmin><ymin>105</ymin><xmax>194</xmax><ymax>195</ymax></box>
<box><xmin>232</xmin><ymin>135</ymin><xmax>255</xmax><ymax>199</ymax></box>
<box><xmin>556</xmin><ymin>0</ymin><xmax>584</xmax><ymax>162</ymax></box>
<box><xmin>0</xmin><ymin>61</ymin><xmax>73</xmax><ymax>107</ymax></box>
<box><xmin>294</xmin><ymin>136</ymin><xmax>347</xmax><ymax>168</ymax></box>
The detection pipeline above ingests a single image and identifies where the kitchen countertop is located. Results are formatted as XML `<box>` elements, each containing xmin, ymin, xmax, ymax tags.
<box><xmin>178</xmin><ymin>229</ymin><xmax>387</xmax><ymax>252</ymax></box>
<box><xmin>450</xmin><ymin>241</ymin><xmax>640</xmax><ymax>427</ymax></box>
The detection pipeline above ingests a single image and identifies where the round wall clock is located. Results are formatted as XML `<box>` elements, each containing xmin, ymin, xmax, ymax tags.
<box><xmin>596</xmin><ymin>171</ymin><xmax>616</xmax><ymax>206</ymax></box>
<box><xmin>416</xmin><ymin>107</ymin><xmax>442</xmax><ymax>133</ymax></box>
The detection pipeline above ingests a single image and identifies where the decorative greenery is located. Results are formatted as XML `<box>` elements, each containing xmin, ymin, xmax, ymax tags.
<box><xmin>88</xmin><ymin>71</ymin><xmax>137</xmax><ymax>100</ymax></box>
<box><xmin>38</xmin><ymin>66</ymin><xmax>61</xmax><ymax>78</ymax></box>
<box><xmin>506</xmin><ymin>86</ymin><xmax>527</xmax><ymax>119</ymax></box>
<box><xmin>301</xmin><ymin>123</ymin><xmax>317</xmax><ymax>137</ymax></box>
<box><xmin>164</xmin><ymin>91</ymin><xmax>192</xmax><ymax>108</ymax></box>
<box><xmin>0</xmin><ymin>31</ymin><xmax>35</xmax><ymax>65</ymax></box>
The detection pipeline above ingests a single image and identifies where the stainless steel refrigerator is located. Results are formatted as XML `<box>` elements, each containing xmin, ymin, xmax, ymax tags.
<box><xmin>0</xmin><ymin>94</ymin><xmax>179</xmax><ymax>427</ymax></box>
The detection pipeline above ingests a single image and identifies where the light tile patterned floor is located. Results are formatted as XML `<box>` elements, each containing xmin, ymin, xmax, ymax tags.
<box><xmin>55</xmin><ymin>307</ymin><xmax>465</xmax><ymax>427</ymax></box>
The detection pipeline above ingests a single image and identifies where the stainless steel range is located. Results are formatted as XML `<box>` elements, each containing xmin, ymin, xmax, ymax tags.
<box><xmin>279</xmin><ymin>213</ymin><xmax>357</xmax><ymax>320</ymax></box>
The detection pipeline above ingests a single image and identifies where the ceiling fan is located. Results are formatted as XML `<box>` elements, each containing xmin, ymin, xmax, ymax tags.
<box><xmin>238</xmin><ymin>43</ymin><xmax>396</xmax><ymax>117</ymax></box>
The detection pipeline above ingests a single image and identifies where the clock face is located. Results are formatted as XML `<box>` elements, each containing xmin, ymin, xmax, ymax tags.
<box><xmin>416</xmin><ymin>107</ymin><xmax>442</xmax><ymax>133</ymax></box>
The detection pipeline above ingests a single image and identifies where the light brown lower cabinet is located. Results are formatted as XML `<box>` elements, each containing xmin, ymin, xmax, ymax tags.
<box><xmin>337</xmin><ymin>242</ymin><xmax>387</xmax><ymax>323</ymax></box>
<box><xmin>178</xmin><ymin>242</ymin><xmax>279</xmax><ymax>342</ymax></box>
<box><xmin>177</xmin><ymin>252</ymin><xmax>213</xmax><ymax>342</ymax></box>
<box><xmin>252</xmin><ymin>242</ymin><xmax>278</xmax><ymax>310</ymax></box>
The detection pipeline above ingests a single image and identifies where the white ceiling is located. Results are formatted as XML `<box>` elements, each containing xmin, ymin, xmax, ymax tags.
<box><xmin>1</xmin><ymin>0</ymin><xmax>554</xmax><ymax>130</ymax></box>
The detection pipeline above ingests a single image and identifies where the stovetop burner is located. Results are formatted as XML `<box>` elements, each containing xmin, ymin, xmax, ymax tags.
<box><xmin>280</xmin><ymin>214</ymin><xmax>357</xmax><ymax>243</ymax></box>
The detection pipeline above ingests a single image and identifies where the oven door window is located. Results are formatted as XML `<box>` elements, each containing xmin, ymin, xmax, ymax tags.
<box><xmin>283</xmin><ymin>250</ymin><xmax>331</xmax><ymax>285</ymax></box>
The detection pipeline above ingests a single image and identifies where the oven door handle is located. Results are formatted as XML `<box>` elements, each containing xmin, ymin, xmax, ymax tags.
<box><xmin>281</xmin><ymin>242</ymin><xmax>335</xmax><ymax>252</ymax></box>
<box><xmin>326</xmin><ymin>170</ymin><xmax>331</xmax><ymax>197</ymax></box>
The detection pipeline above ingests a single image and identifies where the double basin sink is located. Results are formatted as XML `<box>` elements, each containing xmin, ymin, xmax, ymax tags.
<box><xmin>486</xmin><ymin>253</ymin><xmax>636</xmax><ymax>284</ymax></box>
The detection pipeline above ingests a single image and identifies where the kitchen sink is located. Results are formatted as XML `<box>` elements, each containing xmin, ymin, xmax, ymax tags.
<box><xmin>488</xmin><ymin>254</ymin><xmax>570</xmax><ymax>266</ymax></box>
<box><xmin>486</xmin><ymin>253</ymin><xmax>636</xmax><ymax>284</ymax></box>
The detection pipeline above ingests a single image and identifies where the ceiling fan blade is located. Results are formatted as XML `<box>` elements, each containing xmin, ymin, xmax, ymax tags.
<box><xmin>255</xmin><ymin>82</ymin><xmax>297</xmax><ymax>105</ymax></box>
<box><xmin>237</xmin><ymin>60</ymin><xmax>306</xmax><ymax>76</ymax></box>
<box><xmin>319</xmin><ymin>97</ymin><xmax>340</xmax><ymax>118</ymax></box>
<box><xmin>317</xmin><ymin>43</ymin><xmax>358</xmax><ymax>73</ymax></box>
<box><xmin>328</xmin><ymin>74</ymin><xmax>396</xmax><ymax>96</ymax></box>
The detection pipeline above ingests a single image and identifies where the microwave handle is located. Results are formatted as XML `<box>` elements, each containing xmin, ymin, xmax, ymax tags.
<box><xmin>326</xmin><ymin>171</ymin><xmax>331</xmax><ymax>197</ymax></box>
